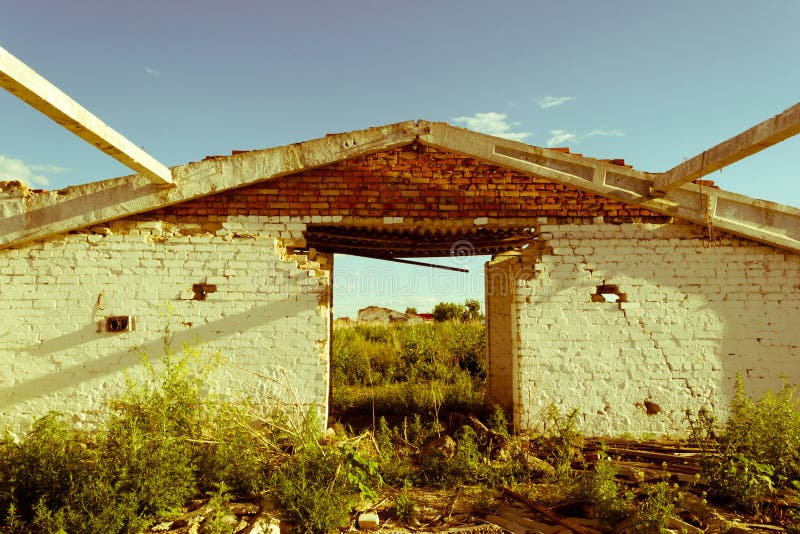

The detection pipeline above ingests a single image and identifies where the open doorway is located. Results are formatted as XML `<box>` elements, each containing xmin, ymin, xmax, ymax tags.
<box><xmin>328</xmin><ymin>252</ymin><xmax>491</xmax><ymax>431</ymax></box>
<box><xmin>287</xmin><ymin>223</ymin><xmax>536</xmax><ymax>431</ymax></box>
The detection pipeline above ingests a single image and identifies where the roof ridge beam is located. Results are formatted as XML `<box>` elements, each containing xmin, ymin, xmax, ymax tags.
<box><xmin>653</xmin><ymin>102</ymin><xmax>800</xmax><ymax>194</ymax></box>
<box><xmin>0</xmin><ymin>46</ymin><xmax>173</xmax><ymax>185</ymax></box>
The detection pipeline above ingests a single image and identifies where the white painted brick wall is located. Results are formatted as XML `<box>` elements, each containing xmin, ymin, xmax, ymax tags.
<box><xmin>0</xmin><ymin>216</ymin><xmax>331</xmax><ymax>434</ymax></box>
<box><xmin>489</xmin><ymin>222</ymin><xmax>800</xmax><ymax>437</ymax></box>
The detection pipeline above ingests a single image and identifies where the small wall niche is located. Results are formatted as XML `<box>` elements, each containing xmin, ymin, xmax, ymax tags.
<box><xmin>591</xmin><ymin>284</ymin><xmax>627</xmax><ymax>303</ymax></box>
<box><xmin>105</xmin><ymin>315</ymin><xmax>133</xmax><ymax>333</ymax></box>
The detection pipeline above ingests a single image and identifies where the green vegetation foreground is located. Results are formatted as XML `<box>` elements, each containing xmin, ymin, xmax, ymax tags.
<box><xmin>1</xmin><ymin>313</ymin><xmax>800</xmax><ymax>532</ymax></box>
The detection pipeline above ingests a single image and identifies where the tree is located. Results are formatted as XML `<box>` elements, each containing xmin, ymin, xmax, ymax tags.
<box><xmin>464</xmin><ymin>299</ymin><xmax>482</xmax><ymax>321</ymax></box>
<box><xmin>432</xmin><ymin>302</ymin><xmax>465</xmax><ymax>322</ymax></box>
<box><xmin>432</xmin><ymin>299</ymin><xmax>483</xmax><ymax>322</ymax></box>
<box><xmin>404</xmin><ymin>307</ymin><xmax>417</xmax><ymax>315</ymax></box>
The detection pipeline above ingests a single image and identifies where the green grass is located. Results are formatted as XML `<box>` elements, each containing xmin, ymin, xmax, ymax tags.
<box><xmin>331</xmin><ymin>321</ymin><xmax>487</xmax><ymax>419</ymax></box>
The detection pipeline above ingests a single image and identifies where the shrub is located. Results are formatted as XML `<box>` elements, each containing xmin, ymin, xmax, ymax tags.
<box><xmin>577</xmin><ymin>456</ymin><xmax>632</xmax><ymax>526</ymax></box>
<box><xmin>629</xmin><ymin>481</ymin><xmax>678</xmax><ymax>533</ymax></box>
<box><xmin>690</xmin><ymin>375</ymin><xmax>800</xmax><ymax>514</ymax></box>
<box><xmin>0</xmin><ymin>414</ymin><xmax>90</xmax><ymax>525</ymax></box>
<box><xmin>269</xmin><ymin>436</ymin><xmax>383</xmax><ymax>534</ymax></box>
<box><xmin>0</xmin><ymin>339</ymin><xmax>272</xmax><ymax>533</ymax></box>
<box><xmin>542</xmin><ymin>405</ymin><xmax>584</xmax><ymax>484</ymax></box>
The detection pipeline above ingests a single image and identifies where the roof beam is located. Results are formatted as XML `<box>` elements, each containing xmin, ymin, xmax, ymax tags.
<box><xmin>419</xmin><ymin>122</ymin><xmax>800</xmax><ymax>254</ymax></box>
<box><xmin>0</xmin><ymin>46</ymin><xmax>173</xmax><ymax>185</ymax></box>
<box><xmin>0</xmin><ymin>121</ymin><xmax>424</xmax><ymax>248</ymax></box>
<box><xmin>653</xmin><ymin>102</ymin><xmax>800</xmax><ymax>194</ymax></box>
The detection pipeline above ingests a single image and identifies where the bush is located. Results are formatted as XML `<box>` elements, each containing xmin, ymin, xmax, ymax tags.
<box><xmin>0</xmin><ymin>340</ymin><xmax>273</xmax><ymax>533</ymax></box>
<box><xmin>690</xmin><ymin>375</ymin><xmax>800</xmax><ymax>514</ymax></box>
<box><xmin>577</xmin><ymin>456</ymin><xmax>632</xmax><ymax>526</ymax></box>
<box><xmin>0</xmin><ymin>414</ymin><xmax>90</xmax><ymax>526</ymax></box>
<box><xmin>629</xmin><ymin>481</ymin><xmax>677</xmax><ymax>533</ymax></box>
<box><xmin>269</xmin><ymin>418</ymin><xmax>383</xmax><ymax>534</ymax></box>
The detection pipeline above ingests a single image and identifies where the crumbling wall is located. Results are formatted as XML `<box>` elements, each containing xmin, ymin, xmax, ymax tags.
<box><xmin>0</xmin><ymin>214</ymin><xmax>333</xmax><ymax>434</ymax></box>
<box><xmin>492</xmin><ymin>221</ymin><xmax>800</xmax><ymax>436</ymax></box>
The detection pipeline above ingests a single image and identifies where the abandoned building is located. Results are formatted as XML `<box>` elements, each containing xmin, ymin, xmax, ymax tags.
<box><xmin>1</xmin><ymin>115</ymin><xmax>798</xmax><ymax>437</ymax></box>
<box><xmin>1</xmin><ymin>47</ymin><xmax>799</xmax><ymax>436</ymax></box>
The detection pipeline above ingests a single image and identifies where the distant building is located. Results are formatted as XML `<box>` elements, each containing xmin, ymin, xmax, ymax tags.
<box><xmin>357</xmin><ymin>306</ymin><xmax>410</xmax><ymax>323</ymax></box>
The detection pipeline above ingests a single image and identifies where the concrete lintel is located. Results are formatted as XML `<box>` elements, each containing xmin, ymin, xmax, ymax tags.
<box><xmin>0</xmin><ymin>121</ymin><xmax>422</xmax><ymax>248</ymax></box>
<box><xmin>654</xmin><ymin>102</ymin><xmax>800</xmax><ymax>193</ymax></box>
<box><xmin>418</xmin><ymin>122</ymin><xmax>800</xmax><ymax>253</ymax></box>
<box><xmin>0</xmin><ymin>46</ymin><xmax>172</xmax><ymax>185</ymax></box>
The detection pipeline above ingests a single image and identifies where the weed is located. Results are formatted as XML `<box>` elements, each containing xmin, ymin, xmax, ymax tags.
<box><xmin>202</xmin><ymin>483</ymin><xmax>235</xmax><ymax>534</ymax></box>
<box><xmin>723</xmin><ymin>377</ymin><xmax>800</xmax><ymax>484</ymax></box>
<box><xmin>391</xmin><ymin>482</ymin><xmax>417</xmax><ymax>522</ymax></box>
<box><xmin>542</xmin><ymin>405</ymin><xmax>584</xmax><ymax>484</ymax></box>
<box><xmin>374</xmin><ymin>417</ymin><xmax>415</xmax><ymax>487</ymax></box>
<box><xmin>331</xmin><ymin>321</ymin><xmax>486</xmax><ymax>420</ymax></box>
<box><xmin>419</xmin><ymin>426</ymin><xmax>485</xmax><ymax>488</ymax></box>
<box><xmin>577</xmin><ymin>455</ymin><xmax>631</xmax><ymax>526</ymax></box>
<box><xmin>707</xmin><ymin>454</ymin><xmax>775</xmax><ymax>514</ymax></box>
<box><xmin>270</xmin><ymin>445</ymin><xmax>356</xmax><ymax>534</ymax></box>
<box><xmin>629</xmin><ymin>481</ymin><xmax>678</xmax><ymax>533</ymax></box>
<box><xmin>487</xmin><ymin>405</ymin><xmax>510</xmax><ymax>437</ymax></box>
<box><xmin>0</xmin><ymin>414</ymin><xmax>89</xmax><ymax>525</ymax></box>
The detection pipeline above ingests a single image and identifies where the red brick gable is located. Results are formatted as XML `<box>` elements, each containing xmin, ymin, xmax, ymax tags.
<box><xmin>149</xmin><ymin>144</ymin><xmax>665</xmax><ymax>221</ymax></box>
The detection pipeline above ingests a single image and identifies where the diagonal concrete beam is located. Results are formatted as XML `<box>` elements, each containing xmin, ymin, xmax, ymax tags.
<box><xmin>1</xmin><ymin>118</ymin><xmax>797</xmax><ymax>255</ymax></box>
<box><xmin>0</xmin><ymin>46</ymin><xmax>173</xmax><ymax>185</ymax></box>
<box><xmin>653</xmin><ymin>102</ymin><xmax>800</xmax><ymax>194</ymax></box>
<box><xmin>418</xmin><ymin>121</ymin><xmax>800</xmax><ymax>254</ymax></box>
<box><xmin>0</xmin><ymin>121</ymin><xmax>425</xmax><ymax>248</ymax></box>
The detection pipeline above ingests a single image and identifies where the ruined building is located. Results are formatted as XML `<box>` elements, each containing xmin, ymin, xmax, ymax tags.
<box><xmin>1</xmin><ymin>120</ymin><xmax>798</xmax><ymax>436</ymax></box>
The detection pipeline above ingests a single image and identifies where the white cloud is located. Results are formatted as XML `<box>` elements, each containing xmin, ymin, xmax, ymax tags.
<box><xmin>546</xmin><ymin>129</ymin><xmax>577</xmax><ymax>147</ymax></box>
<box><xmin>144</xmin><ymin>66</ymin><xmax>163</xmax><ymax>78</ymax></box>
<box><xmin>586</xmin><ymin>128</ymin><xmax>624</xmax><ymax>137</ymax></box>
<box><xmin>452</xmin><ymin>112</ymin><xmax>532</xmax><ymax>141</ymax></box>
<box><xmin>538</xmin><ymin>96</ymin><xmax>574</xmax><ymax>109</ymax></box>
<box><xmin>0</xmin><ymin>155</ymin><xmax>66</xmax><ymax>187</ymax></box>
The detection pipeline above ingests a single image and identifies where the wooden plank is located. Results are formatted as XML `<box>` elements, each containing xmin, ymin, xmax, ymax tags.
<box><xmin>654</xmin><ymin>102</ymin><xmax>800</xmax><ymax>193</ymax></box>
<box><xmin>0</xmin><ymin>46</ymin><xmax>172</xmax><ymax>185</ymax></box>
<box><xmin>501</xmin><ymin>487</ymin><xmax>602</xmax><ymax>534</ymax></box>
<box><xmin>605</xmin><ymin>447</ymin><xmax>700</xmax><ymax>464</ymax></box>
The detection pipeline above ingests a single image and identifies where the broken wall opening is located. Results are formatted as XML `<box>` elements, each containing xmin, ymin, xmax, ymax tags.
<box><xmin>292</xmin><ymin>222</ymin><xmax>535</xmax><ymax>426</ymax></box>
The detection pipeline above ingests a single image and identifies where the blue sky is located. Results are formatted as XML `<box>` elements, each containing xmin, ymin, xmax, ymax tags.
<box><xmin>2</xmin><ymin>1</ymin><xmax>798</xmax><ymax>317</ymax></box>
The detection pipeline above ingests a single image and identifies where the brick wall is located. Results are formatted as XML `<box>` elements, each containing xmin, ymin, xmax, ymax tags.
<box><xmin>2</xmin><ymin>142</ymin><xmax>796</xmax><ymax>437</ymax></box>
<box><xmin>487</xmin><ymin>222</ymin><xmax>800</xmax><ymax>436</ymax></box>
<box><xmin>0</xmin><ymin>215</ymin><xmax>333</xmax><ymax>434</ymax></box>
<box><xmin>155</xmin><ymin>144</ymin><xmax>667</xmax><ymax>222</ymax></box>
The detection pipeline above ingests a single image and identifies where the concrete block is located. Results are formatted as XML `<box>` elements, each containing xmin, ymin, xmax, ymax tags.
<box><xmin>357</xmin><ymin>512</ymin><xmax>380</xmax><ymax>530</ymax></box>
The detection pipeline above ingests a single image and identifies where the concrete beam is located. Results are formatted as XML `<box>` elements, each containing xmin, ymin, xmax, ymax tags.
<box><xmin>0</xmin><ymin>121</ymin><xmax>425</xmax><ymax>248</ymax></box>
<box><xmin>0</xmin><ymin>46</ymin><xmax>173</xmax><ymax>185</ymax></box>
<box><xmin>653</xmin><ymin>102</ymin><xmax>800</xmax><ymax>194</ymax></box>
<box><xmin>418</xmin><ymin>121</ymin><xmax>800</xmax><ymax>254</ymax></box>
<box><xmin>1</xmin><ymin>117</ymin><xmax>797</xmax><ymax>255</ymax></box>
